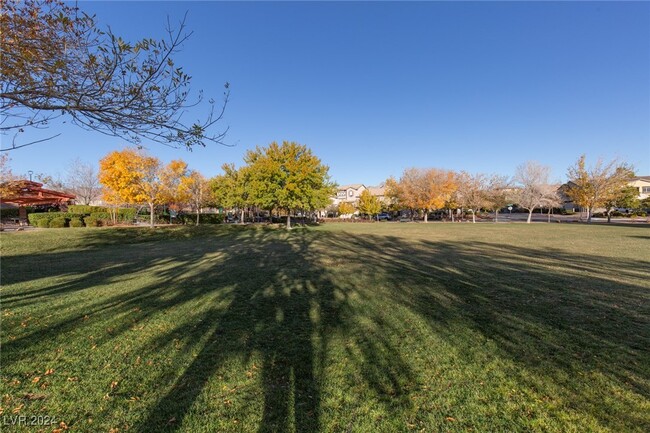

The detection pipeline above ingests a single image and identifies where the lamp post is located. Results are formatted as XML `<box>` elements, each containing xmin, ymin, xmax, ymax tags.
<box><xmin>28</xmin><ymin>170</ymin><xmax>33</xmax><ymax>181</ymax></box>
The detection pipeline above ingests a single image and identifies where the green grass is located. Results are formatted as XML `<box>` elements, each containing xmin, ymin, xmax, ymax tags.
<box><xmin>1</xmin><ymin>223</ymin><xmax>649</xmax><ymax>432</ymax></box>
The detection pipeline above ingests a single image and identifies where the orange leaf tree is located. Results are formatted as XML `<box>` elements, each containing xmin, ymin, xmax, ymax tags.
<box><xmin>99</xmin><ymin>148</ymin><xmax>187</xmax><ymax>227</ymax></box>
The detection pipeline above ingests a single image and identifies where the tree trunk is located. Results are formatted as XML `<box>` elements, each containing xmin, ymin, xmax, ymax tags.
<box><xmin>527</xmin><ymin>209</ymin><xmax>533</xmax><ymax>224</ymax></box>
<box><xmin>607</xmin><ymin>209</ymin><xmax>612</xmax><ymax>223</ymax></box>
<box><xmin>547</xmin><ymin>208</ymin><xmax>551</xmax><ymax>223</ymax></box>
<box><xmin>471</xmin><ymin>210</ymin><xmax>476</xmax><ymax>223</ymax></box>
<box><xmin>149</xmin><ymin>203</ymin><xmax>155</xmax><ymax>228</ymax></box>
<box><xmin>196</xmin><ymin>211</ymin><xmax>200</xmax><ymax>225</ymax></box>
<box><xmin>286</xmin><ymin>212</ymin><xmax>291</xmax><ymax>229</ymax></box>
<box><xmin>586</xmin><ymin>207</ymin><xmax>592</xmax><ymax>223</ymax></box>
<box><xmin>495</xmin><ymin>209</ymin><xmax>499</xmax><ymax>223</ymax></box>
<box><xmin>240</xmin><ymin>209</ymin><xmax>245</xmax><ymax>224</ymax></box>
<box><xmin>424</xmin><ymin>211</ymin><xmax>428</xmax><ymax>223</ymax></box>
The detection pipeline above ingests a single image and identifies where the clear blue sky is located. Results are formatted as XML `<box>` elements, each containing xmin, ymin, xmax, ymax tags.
<box><xmin>5</xmin><ymin>1</ymin><xmax>650</xmax><ymax>186</ymax></box>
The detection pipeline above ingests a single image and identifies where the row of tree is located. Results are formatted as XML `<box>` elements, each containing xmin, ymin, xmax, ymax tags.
<box><xmin>95</xmin><ymin>141</ymin><xmax>334</xmax><ymax>228</ymax></box>
<box><xmin>377</xmin><ymin>157</ymin><xmax>638</xmax><ymax>224</ymax></box>
<box><xmin>1</xmin><ymin>148</ymin><xmax>642</xmax><ymax>227</ymax></box>
<box><xmin>382</xmin><ymin>163</ymin><xmax>558</xmax><ymax>223</ymax></box>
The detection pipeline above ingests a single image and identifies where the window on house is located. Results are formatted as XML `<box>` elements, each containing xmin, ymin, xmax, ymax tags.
<box><xmin>642</xmin><ymin>186</ymin><xmax>650</xmax><ymax>193</ymax></box>
<box><xmin>349</xmin><ymin>190</ymin><xmax>353</xmax><ymax>196</ymax></box>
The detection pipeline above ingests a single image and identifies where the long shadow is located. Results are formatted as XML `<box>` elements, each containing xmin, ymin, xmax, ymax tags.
<box><xmin>2</xmin><ymin>225</ymin><xmax>648</xmax><ymax>431</ymax></box>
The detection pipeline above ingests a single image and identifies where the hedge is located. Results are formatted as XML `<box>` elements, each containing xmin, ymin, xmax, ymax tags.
<box><xmin>177</xmin><ymin>213</ymin><xmax>224</xmax><ymax>225</ymax></box>
<box><xmin>89</xmin><ymin>209</ymin><xmax>137</xmax><ymax>223</ymax></box>
<box><xmin>28</xmin><ymin>212</ymin><xmax>85</xmax><ymax>226</ymax></box>
<box><xmin>67</xmin><ymin>205</ymin><xmax>108</xmax><ymax>214</ymax></box>
<box><xmin>48</xmin><ymin>217</ymin><xmax>68</xmax><ymax>228</ymax></box>
<box><xmin>69</xmin><ymin>218</ymin><xmax>85</xmax><ymax>227</ymax></box>
<box><xmin>84</xmin><ymin>216</ymin><xmax>101</xmax><ymax>227</ymax></box>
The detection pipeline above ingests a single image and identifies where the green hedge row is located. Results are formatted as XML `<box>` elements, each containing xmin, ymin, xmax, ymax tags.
<box><xmin>89</xmin><ymin>208</ymin><xmax>137</xmax><ymax>222</ymax></box>
<box><xmin>67</xmin><ymin>205</ymin><xmax>109</xmax><ymax>214</ymax></box>
<box><xmin>176</xmin><ymin>213</ymin><xmax>225</xmax><ymax>225</ymax></box>
<box><xmin>28</xmin><ymin>212</ymin><xmax>86</xmax><ymax>225</ymax></box>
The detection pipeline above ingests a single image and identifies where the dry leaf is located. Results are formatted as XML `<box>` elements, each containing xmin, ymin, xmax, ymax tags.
<box><xmin>445</xmin><ymin>417</ymin><xmax>456</xmax><ymax>422</ymax></box>
<box><xmin>45</xmin><ymin>368</ymin><xmax>55</xmax><ymax>375</ymax></box>
<box><xmin>12</xmin><ymin>404</ymin><xmax>24</xmax><ymax>414</ymax></box>
<box><xmin>32</xmin><ymin>376</ymin><xmax>41</xmax><ymax>384</ymax></box>
<box><xmin>23</xmin><ymin>393</ymin><xmax>47</xmax><ymax>401</ymax></box>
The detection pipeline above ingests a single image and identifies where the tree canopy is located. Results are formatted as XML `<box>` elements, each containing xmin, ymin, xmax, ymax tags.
<box><xmin>357</xmin><ymin>189</ymin><xmax>382</xmax><ymax>219</ymax></box>
<box><xmin>245</xmin><ymin>141</ymin><xmax>335</xmax><ymax>228</ymax></box>
<box><xmin>98</xmin><ymin>148</ymin><xmax>188</xmax><ymax>227</ymax></box>
<box><xmin>566</xmin><ymin>155</ymin><xmax>634</xmax><ymax>223</ymax></box>
<box><xmin>1</xmin><ymin>0</ymin><xmax>229</xmax><ymax>151</ymax></box>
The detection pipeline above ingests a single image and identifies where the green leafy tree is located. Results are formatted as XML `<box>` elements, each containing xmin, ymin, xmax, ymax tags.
<box><xmin>603</xmin><ymin>186</ymin><xmax>639</xmax><ymax>222</ymax></box>
<box><xmin>1</xmin><ymin>0</ymin><xmax>228</xmax><ymax>150</ymax></box>
<box><xmin>210</xmin><ymin>164</ymin><xmax>251</xmax><ymax>223</ymax></box>
<box><xmin>337</xmin><ymin>201</ymin><xmax>356</xmax><ymax>216</ymax></box>
<box><xmin>357</xmin><ymin>189</ymin><xmax>382</xmax><ymax>220</ymax></box>
<box><xmin>245</xmin><ymin>141</ymin><xmax>335</xmax><ymax>229</ymax></box>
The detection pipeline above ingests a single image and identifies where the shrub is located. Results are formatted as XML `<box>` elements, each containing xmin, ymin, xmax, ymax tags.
<box><xmin>28</xmin><ymin>213</ymin><xmax>53</xmax><ymax>226</ymax></box>
<box><xmin>36</xmin><ymin>219</ymin><xmax>50</xmax><ymax>228</ymax></box>
<box><xmin>69</xmin><ymin>218</ymin><xmax>85</xmax><ymax>227</ymax></box>
<box><xmin>84</xmin><ymin>216</ymin><xmax>101</xmax><ymax>227</ymax></box>
<box><xmin>67</xmin><ymin>205</ymin><xmax>107</xmax><ymax>214</ymax></box>
<box><xmin>48</xmin><ymin>217</ymin><xmax>68</xmax><ymax>228</ymax></box>
<box><xmin>179</xmin><ymin>213</ymin><xmax>225</xmax><ymax>225</ymax></box>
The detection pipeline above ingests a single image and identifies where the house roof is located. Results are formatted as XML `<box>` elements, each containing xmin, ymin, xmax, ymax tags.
<box><xmin>337</xmin><ymin>184</ymin><xmax>365</xmax><ymax>191</ymax></box>
<box><xmin>630</xmin><ymin>176</ymin><xmax>650</xmax><ymax>182</ymax></box>
<box><xmin>367</xmin><ymin>186</ymin><xmax>386</xmax><ymax>196</ymax></box>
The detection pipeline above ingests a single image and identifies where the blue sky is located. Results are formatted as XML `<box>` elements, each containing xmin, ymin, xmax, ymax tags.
<box><xmin>5</xmin><ymin>1</ymin><xmax>650</xmax><ymax>186</ymax></box>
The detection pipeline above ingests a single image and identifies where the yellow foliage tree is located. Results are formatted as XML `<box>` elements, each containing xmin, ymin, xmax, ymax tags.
<box><xmin>390</xmin><ymin>168</ymin><xmax>458</xmax><ymax>222</ymax></box>
<box><xmin>337</xmin><ymin>201</ymin><xmax>356</xmax><ymax>216</ymax></box>
<box><xmin>357</xmin><ymin>189</ymin><xmax>382</xmax><ymax>220</ymax></box>
<box><xmin>99</xmin><ymin>148</ymin><xmax>188</xmax><ymax>227</ymax></box>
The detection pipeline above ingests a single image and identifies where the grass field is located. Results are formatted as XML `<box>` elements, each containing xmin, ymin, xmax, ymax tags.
<box><xmin>1</xmin><ymin>223</ymin><xmax>649</xmax><ymax>432</ymax></box>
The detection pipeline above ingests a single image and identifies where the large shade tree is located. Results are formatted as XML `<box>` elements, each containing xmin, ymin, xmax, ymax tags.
<box><xmin>565</xmin><ymin>155</ymin><xmax>634</xmax><ymax>223</ymax></box>
<box><xmin>386</xmin><ymin>168</ymin><xmax>457</xmax><ymax>222</ymax></box>
<box><xmin>1</xmin><ymin>0</ymin><xmax>228</xmax><ymax>150</ymax></box>
<box><xmin>245</xmin><ymin>141</ymin><xmax>335</xmax><ymax>229</ymax></box>
<box><xmin>99</xmin><ymin>148</ymin><xmax>187</xmax><ymax>227</ymax></box>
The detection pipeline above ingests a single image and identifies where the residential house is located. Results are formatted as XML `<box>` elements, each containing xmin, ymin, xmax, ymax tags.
<box><xmin>628</xmin><ymin>176</ymin><xmax>650</xmax><ymax>200</ymax></box>
<box><xmin>331</xmin><ymin>184</ymin><xmax>367</xmax><ymax>206</ymax></box>
<box><xmin>559</xmin><ymin>176</ymin><xmax>650</xmax><ymax>212</ymax></box>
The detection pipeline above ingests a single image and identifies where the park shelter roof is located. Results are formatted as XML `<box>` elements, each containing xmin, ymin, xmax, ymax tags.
<box><xmin>0</xmin><ymin>180</ymin><xmax>75</xmax><ymax>206</ymax></box>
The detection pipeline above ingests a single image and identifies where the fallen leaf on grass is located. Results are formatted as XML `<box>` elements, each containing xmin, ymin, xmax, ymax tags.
<box><xmin>445</xmin><ymin>417</ymin><xmax>456</xmax><ymax>422</ymax></box>
<box><xmin>32</xmin><ymin>376</ymin><xmax>41</xmax><ymax>384</ymax></box>
<box><xmin>23</xmin><ymin>393</ymin><xmax>47</xmax><ymax>401</ymax></box>
<box><xmin>12</xmin><ymin>404</ymin><xmax>24</xmax><ymax>414</ymax></box>
<box><xmin>44</xmin><ymin>369</ymin><xmax>55</xmax><ymax>375</ymax></box>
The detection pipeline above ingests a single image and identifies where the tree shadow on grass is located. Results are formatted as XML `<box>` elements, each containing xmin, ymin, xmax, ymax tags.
<box><xmin>1</xmin><ymin>226</ymin><xmax>649</xmax><ymax>431</ymax></box>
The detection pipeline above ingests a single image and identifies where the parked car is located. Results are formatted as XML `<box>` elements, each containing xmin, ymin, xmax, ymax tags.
<box><xmin>377</xmin><ymin>212</ymin><xmax>391</xmax><ymax>221</ymax></box>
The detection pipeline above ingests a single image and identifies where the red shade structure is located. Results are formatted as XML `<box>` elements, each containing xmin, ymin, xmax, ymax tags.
<box><xmin>1</xmin><ymin>180</ymin><xmax>76</xmax><ymax>223</ymax></box>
